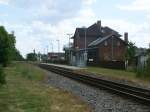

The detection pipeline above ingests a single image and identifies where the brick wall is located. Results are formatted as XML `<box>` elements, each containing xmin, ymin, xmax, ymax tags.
<box><xmin>99</xmin><ymin>36</ymin><xmax>126</xmax><ymax>62</ymax></box>
<box><xmin>74</xmin><ymin>35</ymin><xmax>98</xmax><ymax>49</ymax></box>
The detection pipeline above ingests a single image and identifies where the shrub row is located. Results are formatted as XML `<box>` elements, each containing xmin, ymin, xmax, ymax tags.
<box><xmin>0</xmin><ymin>65</ymin><xmax>6</xmax><ymax>85</ymax></box>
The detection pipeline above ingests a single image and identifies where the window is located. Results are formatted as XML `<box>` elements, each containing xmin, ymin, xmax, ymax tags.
<box><xmin>101</xmin><ymin>29</ymin><xmax>105</xmax><ymax>33</ymax></box>
<box><xmin>117</xmin><ymin>41</ymin><xmax>120</xmax><ymax>46</ymax></box>
<box><xmin>104</xmin><ymin>41</ymin><xmax>108</xmax><ymax>46</ymax></box>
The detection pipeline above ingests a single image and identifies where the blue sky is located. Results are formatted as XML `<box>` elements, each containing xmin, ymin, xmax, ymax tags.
<box><xmin>0</xmin><ymin>0</ymin><xmax>150</xmax><ymax>56</ymax></box>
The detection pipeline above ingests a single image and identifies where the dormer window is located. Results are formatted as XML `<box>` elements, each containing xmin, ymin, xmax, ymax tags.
<box><xmin>104</xmin><ymin>41</ymin><xmax>108</xmax><ymax>46</ymax></box>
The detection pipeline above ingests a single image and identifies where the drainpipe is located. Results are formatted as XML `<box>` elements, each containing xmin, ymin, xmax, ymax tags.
<box><xmin>84</xmin><ymin>27</ymin><xmax>87</xmax><ymax>66</ymax></box>
<box><xmin>111</xmin><ymin>35</ymin><xmax>114</xmax><ymax>61</ymax></box>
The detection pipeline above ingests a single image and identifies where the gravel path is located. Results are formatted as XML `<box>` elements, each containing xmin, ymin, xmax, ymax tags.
<box><xmin>44</xmin><ymin>70</ymin><xmax>150</xmax><ymax>112</ymax></box>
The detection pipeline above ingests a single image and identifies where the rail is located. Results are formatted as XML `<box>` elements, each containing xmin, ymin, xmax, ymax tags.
<box><xmin>37</xmin><ymin>63</ymin><xmax>150</xmax><ymax>106</ymax></box>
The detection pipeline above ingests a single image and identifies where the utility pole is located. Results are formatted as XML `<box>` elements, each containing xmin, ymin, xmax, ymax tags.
<box><xmin>49</xmin><ymin>41</ymin><xmax>54</xmax><ymax>63</ymax></box>
<box><xmin>67</xmin><ymin>34</ymin><xmax>73</xmax><ymax>48</ymax></box>
<box><xmin>43</xmin><ymin>48</ymin><xmax>45</xmax><ymax>55</ymax></box>
<box><xmin>56</xmin><ymin>40</ymin><xmax>60</xmax><ymax>53</ymax></box>
<box><xmin>33</xmin><ymin>49</ymin><xmax>36</xmax><ymax>61</ymax></box>
<box><xmin>83</xmin><ymin>27</ymin><xmax>87</xmax><ymax>66</ymax></box>
<box><xmin>33</xmin><ymin>49</ymin><xmax>35</xmax><ymax>54</ymax></box>
<box><xmin>46</xmin><ymin>45</ymin><xmax>48</xmax><ymax>62</ymax></box>
<box><xmin>56</xmin><ymin>40</ymin><xmax>60</xmax><ymax>61</ymax></box>
<box><xmin>46</xmin><ymin>45</ymin><xmax>48</xmax><ymax>54</ymax></box>
<box><xmin>51</xmin><ymin>42</ymin><xmax>53</xmax><ymax>53</ymax></box>
<box><xmin>38</xmin><ymin>52</ymin><xmax>41</xmax><ymax>62</ymax></box>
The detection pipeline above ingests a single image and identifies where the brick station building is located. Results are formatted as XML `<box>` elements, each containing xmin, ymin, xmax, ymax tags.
<box><xmin>69</xmin><ymin>20</ymin><xmax>128</xmax><ymax>69</ymax></box>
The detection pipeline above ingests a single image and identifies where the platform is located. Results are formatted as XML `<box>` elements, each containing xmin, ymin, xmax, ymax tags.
<box><xmin>42</xmin><ymin>63</ymin><xmax>84</xmax><ymax>70</ymax></box>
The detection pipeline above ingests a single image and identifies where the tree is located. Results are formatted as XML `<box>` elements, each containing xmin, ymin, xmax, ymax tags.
<box><xmin>0</xmin><ymin>26</ymin><xmax>16</xmax><ymax>66</ymax></box>
<box><xmin>125</xmin><ymin>41</ymin><xmax>136</xmax><ymax>64</ymax></box>
<box><xmin>13</xmin><ymin>48</ymin><xmax>24</xmax><ymax>61</ymax></box>
<box><xmin>26</xmin><ymin>53</ymin><xmax>37</xmax><ymax>61</ymax></box>
<box><xmin>0</xmin><ymin>26</ymin><xmax>22</xmax><ymax>85</ymax></box>
<box><xmin>0</xmin><ymin>65</ymin><xmax>6</xmax><ymax>85</ymax></box>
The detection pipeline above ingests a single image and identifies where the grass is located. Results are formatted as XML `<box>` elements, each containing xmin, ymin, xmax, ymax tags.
<box><xmin>0</xmin><ymin>62</ymin><xmax>91</xmax><ymax>112</ymax></box>
<box><xmin>81</xmin><ymin>66</ymin><xmax>150</xmax><ymax>85</ymax></box>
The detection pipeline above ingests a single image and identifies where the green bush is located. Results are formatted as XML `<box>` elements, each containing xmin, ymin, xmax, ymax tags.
<box><xmin>0</xmin><ymin>65</ymin><xmax>6</xmax><ymax>85</ymax></box>
<box><xmin>21</xmin><ymin>68</ymin><xmax>33</xmax><ymax>80</ymax></box>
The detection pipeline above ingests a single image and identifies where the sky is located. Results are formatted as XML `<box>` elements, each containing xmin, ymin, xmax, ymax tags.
<box><xmin>0</xmin><ymin>0</ymin><xmax>150</xmax><ymax>57</ymax></box>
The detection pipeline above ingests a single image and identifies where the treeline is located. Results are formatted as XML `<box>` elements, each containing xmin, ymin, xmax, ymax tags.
<box><xmin>0</xmin><ymin>26</ymin><xmax>23</xmax><ymax>85</ymax></box>
<box><xmin>26</xmin><ymin>52</ymin><xmax>47</xmax><ymax>62</ymax></box>
<box><xmin>0</xmin><ymin>26</ymin><xmax>24</xmax><ymax>66</ymax></box>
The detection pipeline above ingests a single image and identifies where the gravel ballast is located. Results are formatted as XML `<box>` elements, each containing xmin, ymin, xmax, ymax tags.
<box><xmin>44</xmin><ymin>69</ymin><xmax>150</xmax><ymax>112</ymax></box>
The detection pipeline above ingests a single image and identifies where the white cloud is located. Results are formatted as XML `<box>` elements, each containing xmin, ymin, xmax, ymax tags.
<box><xmin>115</xmin><ymin>0</ymin><xmax>150</xmax><ymax>48</ymax></box>
<box><xmin>0</xmin><ymin>13</ymin><xmax>8</xmax><ymax>17</ymax></box>
<box><xmin>0</xmin><ymin>0</ymin><xmax>10</xmax><ymax>5</ymax></box>
<box><xmin>3</xmin><ymin>7</ymin><xmax>150</xmax><ymax>57</ymax></box>
<box><xmin>117</xmin><ymin>0</ymin><xmax>150</xmax><ymax>12</ymax></box>
<box><xmin>72</xmin><ymin>8</ymin><xmax>97</xmax><ymax>26</ymax></box>
<box><xmin>147</xmin><ymin>14</ymin><xmax>150</xmax><ymax>19</ymax></box>
<box><xmin>1</xmin><ymin>0</ymin><xmax>150</xmax><ymax>57</ymax></box>
<box><xmin>0</xmin><ymin>0</ymin><xmax>89</xmax><ymax>56</ymax></box>
<box><xmin>11</xmin><ymin>0</ymin><xmax>82</xmax><ymax>22</ymax></box>
<box><xmin>82</xmin><ymin>0</ymin><xmax>96</xmax><ymax>5</ymax></box>
<box><xmin>15</xmin><ymin>7</ymin><xmax>97</xmax><ymax>56</ymax></box>
<box><xmin>102</xmin><ymin>19</ymin><xmax>150</xmax><ymax>48</ymax></box>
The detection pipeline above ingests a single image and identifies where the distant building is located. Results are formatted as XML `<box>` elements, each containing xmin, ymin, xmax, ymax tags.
<box><xmin>69</xmin><ymin>20</ymin><xmax>127</xmax><ymax>69</ymax></box>
<box><xmin>135</xmin><ymin>48</ymin><xmax>149</xmax><ymax>69</ymax></box>
<box><xmin>48</xmin><ymin>52</ymin><xmax>65</xmax><ymax>61</ymax></box>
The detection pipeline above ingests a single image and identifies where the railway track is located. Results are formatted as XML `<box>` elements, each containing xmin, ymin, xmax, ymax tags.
<box><xmin>38</xmin><ymin>63</ymin><xmax>150</xmax><ymax>106</ymax></box>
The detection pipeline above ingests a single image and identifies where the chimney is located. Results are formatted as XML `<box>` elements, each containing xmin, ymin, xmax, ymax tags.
<box><xmin>124</xmin><ymin>32</ymin><xmax>128</xmax><ymax>43</ymax></box>
<box><xmin>97</xmin><ymin>20</ymin><xmax>101</xmax><ymax>32</ymax></box>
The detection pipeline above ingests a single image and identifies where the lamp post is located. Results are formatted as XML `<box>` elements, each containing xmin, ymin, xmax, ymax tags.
<box><xmin>67</xmin><ymin>33</ymin><xmax>73</xmax><ymax>65</ymax></box>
